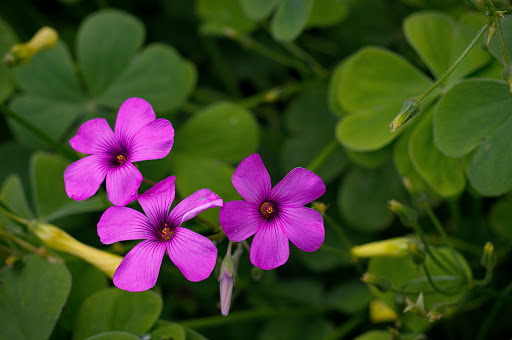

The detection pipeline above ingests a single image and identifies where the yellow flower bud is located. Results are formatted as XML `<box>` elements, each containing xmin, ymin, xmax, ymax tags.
<box><xmin>3</xmin><ymin>26</ymin><xmax>58</xmax><ymax>67</ymax></box>
<box><xmin>31</xmin><ymin>222</ymin><xmax>122</xmax><ymax>278</ymax></box>
<box><xmin>351</xmin><ymin>237</ymin><xmax>409</xmax><ymax>258</ymax></box>
<box><xmin>390</xmin><ymin>97</ymin><xmax>421</xmax><ymax>132</ymax></box>
<box><xmin>369</xmin><ymin>299</ymin><xmax>397</xmax><ymax>323</ymax></box>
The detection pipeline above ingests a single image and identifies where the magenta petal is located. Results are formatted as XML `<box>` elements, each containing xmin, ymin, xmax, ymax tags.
<box><xmin>64</xmin><ymin>155</ymin><xmax>108</xmax><ymax>201</ymax></box>
<box><xmin>138</xmin><ymin>176</ymin><xmax>175</xmax><ymax>226</ymax></box>
<box><xmin>250</xmin><ymin>223</ymin><xmax>289</xmax><ymax>270</ymax></box>
<box><xmin>115</xmin><ymin>98</ymin><xmax>156</xmax><ymax>142</ymax></box>
<box><xmin>232</xmin><ymin>153</ymin><xmax>271</xmax><ymax>204</ymax></box>
<box><xmin>69</xmin><ymin>118</ymin><xmax>116</xmax><ymax>155</ymax></box>
<box><xmin>129</xmin><ymin>119</ymin><xmax>174</xmax><ymax>162</ymax></box>
<box><xmin>105</xmin><ymin>163</ymin><xmax>143</xmax><ymax>206</ymax></box>
<box><xmin>113</xmin><ymin>240</ymin><xmax>166</xmax><ymax>292</ymax></box>
<box><xmin>270</xmin><ymin>167</ymin><xmax>326</xmax><ymax>206</ymax></box>
<box><xmin>219</xmin><ymin>201</ymin><xmax>261</xmax><ymax>242</ymax></box>
<box><xmin>278</xmin><ymin>206</ymin><xmax>324</xmax><ymax>252</ymax></box>
<box><xmin>167</xmin><ymin>227</ymin><xmax>217</xmax><ymax>282</ymax></box>
<box><xmin>97</xmin><ymin>206</ymin><xmax>154</xmax><ymax>244</ymax></box>
<box><xmin>169</xmin><ymin>189</ymin><xmax>223</xmax><ymax>226</ymax></box>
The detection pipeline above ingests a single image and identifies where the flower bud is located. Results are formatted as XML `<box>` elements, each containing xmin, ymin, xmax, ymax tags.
<box><xmin>390</xmin><ymin>98</ymin><xmax>421</xmax><ymax>132</ymax></box>
<box><xmin>30</xmin><ymin>221</ymin><xmax>122</xmax><ymax>278</ymax></box>
<box><xmin>369</xmin><ymin>299</ymin><xmax>397</xmax><ymax>323</ymax></box>
<box><xmin>388</xmin><ymin>199</ymin><xmax>417</xmax><ymax>227</ymax></box>
<box><xmin>311</xmin><ymin>201</ymin><xmax>327</xmax><ymax>216</ymax></box>
<box><xmin>403</xmin><ymin>292</ymin><xmax>426</xmax><ymax>317</ymax></box>
<box><xmin>3</xmin><ymin>26</ymin><xmax>58</xmax><ymax>67</ymax></box>
<box><xmin>426</xmin><ymin>304</ymin><xmax>446</xmax><ymax>322</ymax></box>
<box><xmin>481</xmin><ymin>241</ymin><xmax>496</xmax><ymax>270</ymax></box>
<box><xmin>502</xmin><ymin>66</ymin><xmax>512</xmax><ymax>94</ymax></box>
<box><xmin>351</xmin><ymin>237</ymin><xmax>409</xmax><ymax>258</ymax></box>
<box><xmin>218</xmin><ymin>254</ymin><xmax>234</xmax><ymax>316</ymax></box>
<box><xmin>361</xmin><ymin>272</ymin><xmax>392</xmax><ymax>293</ymax></box>
<box><xmin>408</xmin><ymin>242</ymin><xmax>426</xmax><ymax>266</ymax></box>
<box><xmin>487</xmin><ymin>22</ymin><xmax>497</xmax><ymax>46</ymax></box>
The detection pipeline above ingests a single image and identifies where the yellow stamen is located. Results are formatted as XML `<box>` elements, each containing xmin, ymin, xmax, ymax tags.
<box><xmin>161</xmin><ymin>225</ymin><xmax>174</xmax><ymax>241</ymax></box>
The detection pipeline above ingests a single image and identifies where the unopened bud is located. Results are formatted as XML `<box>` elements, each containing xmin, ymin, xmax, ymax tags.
<box><xmin>30</xmin><ymin>221</ymin><xmax>122</xmax><ymax>278</ymax></box>
<box><xmin>487</xmin><ymin>23</ymin><xmax>497</xmax><ymax>45</ymax></box>
<box><xmin>361</xmin><ymin>273</ymin><xmax>392</xmax><ymax>293</ymax></box>
<box><xmin>481</xmin><ymin>241</ymin><xmax>496</xmax><ymax>269</ymax></box>
<box><xmin>403</xmin><ymin>292</ymin><xmax>426</xmax><ymax>317</ymax></box>
<box><xmin>502</xmin><ymin>66</ymin><xmax>512</xmax><ymax>93</ymax></box>
<box><xmin>408</xmin><ymin>242</ymin><xmax>426</xmax><ymax>266</ymax></box>
<box><xmin>388</xmin><ymin>199</ymin><xmax>417</xmax><ymax>227</ymax></box>
<box><xmin>219</xmin><ymin>254</ymin><xmax>234</xmax><ymax>316</ymax></box>
<box><xmin>311</xmin><ymin>201</ymin><xmax>327</xmax><ymax>216</ymax></box>
<box><xmin>369</xmin><ymin>299</ymin><xmax>397</xmax><ymax>323</ymax></box>
<box><xmin>390</xmin><ymin>98</ymin><xmax>421</xmax><ymax>132</ymax></box>
<box><xmin>351</xmin><ymin>237</ymin><xmax>409</xmax><ymax>258</ymax></box>
<box><xmin>3</xmin><ymin>27</ymin><xmax>58</xmax><ymax>67</ymax></box>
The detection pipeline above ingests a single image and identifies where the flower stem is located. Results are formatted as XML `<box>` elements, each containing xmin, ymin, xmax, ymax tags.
<box><xmin>238</xmin><ymin>82</ymin><xmax>306</xmax><ymax>109</ymax></box>
<box><xmin>0</xmin><ymin>104</ymin><xmax>76</xmax><ymax>160</ymax></box>
<box><xmin>422</xmin><ymin>264</ymin><xmax>460</xmax><ymax>296</ymax></box>
<box><xmin>282</xmin><ymin>41</ymin><xmax>329</xmax><ymax>78</ymax></box>
<box><xmin>416</xmin><ymin>22</ymin><xmax>488</xmax><ymax>102</ymax></box>
<box><xmin>307</xmin><ymin>139</ymin><xmax>339</xmax><ymax>173</ymax></box>
<box><xmin>0</xmin><ymin>202</ymin><xmax>29</xmax><ymax>226</ymax></box>
<box><xmin>0</xmin><ymin>228</ymin><xmax>45</xmax><ymax>256</ymax></box>
<box><xmin>324</xmin><ymin>215</ymin><xmax>364</xmax><ymax>273</ymax></box>
<box><xmin>495</xmin><ymin>16</ymin><xmax>511</xmax><ymax>66</ymax></box>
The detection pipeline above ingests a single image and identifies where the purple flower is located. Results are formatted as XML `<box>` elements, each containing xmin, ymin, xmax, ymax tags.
<box><xmin>64</xmin><ymin>97</ymin><xmax>174</xmax><ymax>206</ymax></box>
<box><xmin>97</xmin><ymin>176</ymin><xmax>223</xmax><ymax>292</ymax></box>
<box><xmin>219</xmin><ymin>153</ymin><xmax>326</xmax><ymax>270</ymax></box>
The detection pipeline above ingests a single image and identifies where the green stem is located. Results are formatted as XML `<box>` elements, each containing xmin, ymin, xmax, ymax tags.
<box><xmin>0</xmin><ymin>202</ymin><xmax>29</xmax><ymax>226</ymax></box>
<box><xmin>495</xmin><ymin>17</ymin><xmax>511</xmax><ymax>66</ymax></box>
<box><xmin>307</xmin><ymin>139</ymin><xmax>339</xmax><ymax>173</ymax></box>
<box><xmin>424</xmin><ymin>202</ymin><xmax>467</xmax><ymax>279</ymax></box>
<box><xmin>179</xmin><ymin>306</ymin><xmax>327</xmax><ymax>329</ymax></box>
<box><xmin>320</xmin><ymin>244</ymin><xmax>350</xmax><ymax>257</ymax></box>
<box><xmin>324</xmin><ymin>215</ymin><xmax>364</xmax><ymax>273</ymax></box>
<box><xmin>0</xmin><ymin>104</ymin><xmax>76</xmax><ymax>160</ymax></box>
<box><xmin>411</xmin><ymin>221</ymin><xmax>455</xmax><ymax>274</ymax></box>
<box><xmin>477</xmin><ymin>282</ymin><xmax>512</xmax><ymax>340</ymax></box>
<box><xmin>416</xmin><ymin>23</ymin><xmax>488</xmax><ymax>102</ymax></box>
<box><xmin>238</xmin><ymin>82</ymin><xmax>306</xmax><ymax>109</ymax></box>
<box><xmin>0</xmin><ymin>228</ymin><xmax>43</xmax><ymax>255</ymax></box>
<box><xmin>282</xmin><ymin>41</ymin><xmax>328</xmax><ymax>78</ymax></box>
<box><xmin>320</xmin><ymin>314</ymin><xmax>364</xmax><ymax>340</ymax></box>
<box><xmin>224</xmin><ymin>30</ymin><xmax>309</xmax><ymax>74</ymax></box>
<box><xmin>422</xmin><ymin>265</ymin><xmax>461</xmax><ymax>296</ymax></box>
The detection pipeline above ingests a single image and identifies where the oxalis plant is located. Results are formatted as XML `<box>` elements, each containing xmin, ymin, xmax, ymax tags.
<box><xmin>1</xmin><ymin>0</ymin><xmax>512</xmax><ymax>339</ymax></box>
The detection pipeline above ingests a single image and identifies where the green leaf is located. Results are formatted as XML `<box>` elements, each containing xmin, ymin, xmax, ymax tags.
<box><xmin>59</xmin><ymin>261</ymin><xmax>108</xmax><ymax>331</ymax></box>
<box><xmin>282</xmin><ymin>87</ymin><xmax>347</xmax><ymax>183</ymax></box>
<box><xmin>433</xmin><ymin>79</ymin><xmax>512</xmax><ymax>196</ymax></box>
<box><xmin>327</xmin><ymin>280</ymin><xmax>372</xmax><ymax>314</ymax></box>
<box><xmin>197</xmin><ymin>0</ymin><xmax>257</xmax><ymax>35</ymax></box>
<box><xmin>274</xmin><ymin>279</ymin><xmax>324</xmax><ymax>305</ymax></box>
<box><xmin>338</xmin><ymin>161</ymin><xmax>405</xmax><ymax>232</ymax></box>
<box><xmin>345</xmin><ymin>145</ymin><xmax>392</xmax><ymax>169</ymax></box>
<box><xmin>306</xmin><ymin>0</ymin><xmax>349</xmax><ymax>27</ymax></box>
<box><xmin>270</xmin><ymin>0</ymin><xmax>314</xmax><ymax>41</ymax></box>
<box><xmin>85</xmin><ymin>332</ymin><xmax>139</xmax><ymax>340</ymax></box>
<box><xmin>353</xmin><ymin>330</ymin><xmax>392</xmax><ymax>340</ymax></box>
<box><xmin>0</xmin><ymin>17</ymin><xmax>18</xmax><ymax>102</ymax></box>
<box><xmin>15</xmin><ymin>41</ymin><xmax>83</xmax><ymax>102</ymax></box>
<box><xmin>0</xmin><ymin>255</ymin><xmax>71</xmax><ymax>340</ymax></box>
<box><xmin>239</xmin><ymin>0</ymin><xmax>280</xmax><ymax>20</ymax></box>
<box><xmin>73</xmin><ymin>288</ymin><xmax>162</xmax><ymax>340</ymax></box>
<box><xmin>98</xmin><ymin>44</ymin><xmax>197</xmax><ymax>113</ymax></box>
<box><xmin>0</xmin><ymin>142</ymin><xmax>31</xmax><ymax>188</ymax></box>
<box><xmin>335</xmin><ymin>47</ymin><xmax>432</xmax><ymax>151</ymax></box>
<box><xmin>409</xmin><ymin>110</ymin><xmax>465</xmax><ymax>197</ymax></box>
<box><xmin>30</xmin><ymin>152</ymin><xmax>108</xmax><ymax>221</ymax></box>
<box><xmin>0</xmin><ymin>174</ymin><xmax>33</xmax><ymax>219</ymax></box>
<box><xmin>404</xmin><ymin>12</ymin><xmax>489</xmax><ymax>81</ymax></box>
<box><xmin>77</xmin><ymin>10</ymin><xmax>145</xmax><ymax>97</ymax></box>
<box><xmin>434</xmin><ymin>79</ymin><xmax>512</xmax><ymax>157</ymax></box>
<box><xmin>8</xmin><ymin>95</ymin><xmax>86</xmax><ymax>149</ymax></box>
<box><xmin>150</xmin><ymin>323</ymin><xmax>186</xmax><ymax>340</ymax></box>
<box><xmin>174</xmin><ymin>102</ymin><xmax>259</xmax><ymax>162</ymax></box>
<box><xmin>489</xmin><ymin>194</ymin><xmax>512</xmax><ymax>243</ymax></box>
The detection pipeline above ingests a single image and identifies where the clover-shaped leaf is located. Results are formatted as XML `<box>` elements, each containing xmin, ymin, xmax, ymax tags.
<box><xmin>9</xmin><ymin>10</ymin><xmax>196</xmax><ymax>149</ymax></box>
<box><xmin>434</xmin><ymin>79</ymin><xmax>512</xmax><ymax>196</ymax></box>
<box><xmin>197</xmin><ymin>0</ymin><xmax>257</xmax><ymax>35</ymax></box>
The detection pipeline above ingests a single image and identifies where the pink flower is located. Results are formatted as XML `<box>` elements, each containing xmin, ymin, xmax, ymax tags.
<box><xmin>97</xmin><ymin>176</ymin><xmax>223</xmax><ymax>292</ymax></box>
<box><xmin>219</xmin><ymin>153</ymin><xmax>326</xmax><ymax>270</ymax></box>
<box><xmin>64</xmin><ymin>97</ymin><xmax>174</xmax><ymax>206</ymax></box>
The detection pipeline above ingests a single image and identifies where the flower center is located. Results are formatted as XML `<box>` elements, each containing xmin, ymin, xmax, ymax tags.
<box><xmin>116</xmin><ymin>154</ymin><xmax>127</xmax><ymax>165</ymax></box>
<box><xmin>260</xmin><ymin>202</ymin><xmax>277</xmax><ymax>219</ymax></box>
<box><xmin>161</xmin><ymin>223</ymin><xmax>174</xmax><ymax>241</ymax></box>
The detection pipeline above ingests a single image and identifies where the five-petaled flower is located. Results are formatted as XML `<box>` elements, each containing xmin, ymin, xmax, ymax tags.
<box><xmin>219</xmin><ymin>153</ymin><xmax>326</xmax><ymax>270</ymax></box>
<box><xmin>97</xmin><ymin>176</ymin><xmax>223</xmax><ymax>292</ymax></box>
<box><xmin>64</xmin><ymin>97</ymin><xmax>174</xmax><ymax>206</ymax></box>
